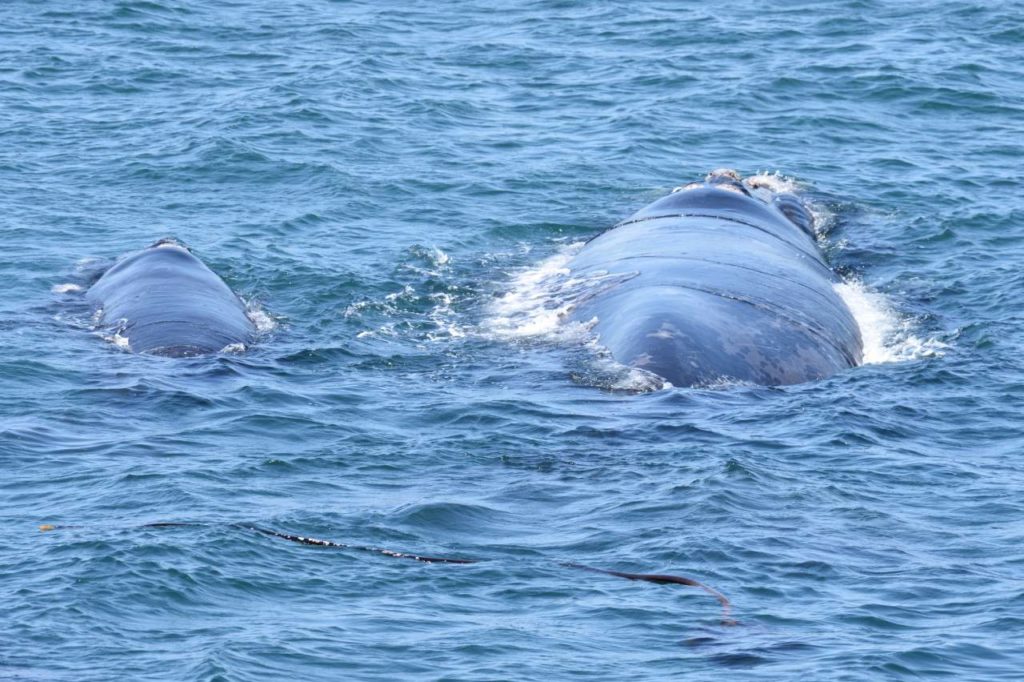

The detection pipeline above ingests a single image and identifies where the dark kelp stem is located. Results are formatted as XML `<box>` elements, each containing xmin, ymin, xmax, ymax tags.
<box><xmin>40</xmin><ymin>522</ymin><xmax>733</xmax><ymax>623</ymax></box>
<box><xmin>237</xmin><ymin>525</ymin><xmax>478</xmax><ymax>564</ymax></box>
<box><xmin>561</xmin><ymin>562</ymin><xmax>735</xmax><ymax>625</ymax></box>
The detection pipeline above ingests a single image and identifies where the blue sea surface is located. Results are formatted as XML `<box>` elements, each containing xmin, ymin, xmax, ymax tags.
<box><xmin>2</xmin><ymin>1</ymin><xmax>1023</xmax><ymax>679</ymax></box>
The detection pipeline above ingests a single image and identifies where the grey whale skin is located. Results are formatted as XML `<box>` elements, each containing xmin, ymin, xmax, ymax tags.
<box><xmin>87</xmin><ymin>240</ymin><xmax>255</xmax><ymax>356</ymax></box>
<box><xmin>566</xmin><ymin>171</ymin><xmax>863</xmax><ymax>387</ymax></box>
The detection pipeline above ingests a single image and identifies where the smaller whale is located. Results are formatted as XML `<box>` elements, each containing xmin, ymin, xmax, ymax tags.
<box><xmin>86</xmin><ymin>239</ymin><xmax>255</xmax><ymax>356</ymax></box>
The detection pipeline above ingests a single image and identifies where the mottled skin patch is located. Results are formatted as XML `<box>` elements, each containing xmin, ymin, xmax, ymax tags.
<box><xmin>567</xmin><ymin>172</ymin><xmax>862</xmax><ymax>387</ymax></box>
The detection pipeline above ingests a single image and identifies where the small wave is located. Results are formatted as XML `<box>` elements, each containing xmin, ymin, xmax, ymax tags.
<box><xmin>344</xmin><ymin>285</ymin><xmax>414</xmax><ymax>319</ymax></box>
<box><xmin>425</xmin><ymin>292</ymin><xmax>466</xmax><ymax>341</ymax></box>
<box><xmin>385</xmin><ymin>285</ymin><xmax>416</xmax><ymax>304</ymax></box>
<box><xmin>104</xmin><ymin>331</ymin><xmax>131</xmax><ymax>351</ymax></box>
<box><xmin>346</xmin><ymin>285</ymin><xmax>414</xmax><ymax>340</ymax></box>
<box><xmin>834</xmin><ymin>280</ymin><xmax>947</xmax><ymax>364</ymax></box>
<box><xmin>346</xmin><ymin>246</ymin><xmax>469</xmax><ymax>342</ymax></box>
<box><xmin>51</xmin><ymin>283</ymin><xmax>83</xmax><ymax>294</ymax></box>
<box><xmin>399</xmin><ymin>245</ymin><xmax>452</xmax><ymax>278</ymax></box>
<box><xmin>355</xmin><ymin>323</ymin><xmax>398</xmax><ymax>340</ymax></box>
<box><xmin>692</xmin><ymin>376</ymin><xmax>759</xmax><ymax>390</ymax></box>
<box><xmin>75</xmin><ymin>256</ymin><xmax>103</xmax><ymax>272</ymax></box>
<box><xmin>430</xmin><ymin>247</ymin><xmax>450</xmax><ymax>267</ymax></box>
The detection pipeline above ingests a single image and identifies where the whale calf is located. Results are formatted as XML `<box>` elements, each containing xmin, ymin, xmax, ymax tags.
<box><xmin>566</xmin><ymin>170</ymin><xmax>862</xmax><ymax>387</ymax></box>
<box><xmin>86</xmin><ymin>239</ymin><xmax>255</xmax><ymax>356</ymax></box>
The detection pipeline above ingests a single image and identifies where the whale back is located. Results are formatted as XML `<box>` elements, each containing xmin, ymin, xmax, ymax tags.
<box><xmin>567</xmin><ymin>185</ymin><xmax>862</xmax><ymax>387</ymax></box>
<box><xmin>86</xmin><ymin>244</ymin><xmax>255</xmax><ymax>356</ymax></box>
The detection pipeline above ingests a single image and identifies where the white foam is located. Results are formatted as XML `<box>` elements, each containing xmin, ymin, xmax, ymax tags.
<box><xmin>480</xmin><ymin>242</ymin><xmax>673</xmax><ymax>391</ymax></box>
<box><xmin>220</xmin><ymin>342</ymin><xmax>247</xmax><ymax>353</ymax></box>
<box><xmin>430</xmin><ymin>247</ymin><xmax>450</xmax><ymax>267</ymax></box>
<box><xmin>346</xmin><ymin>285</ymin><xmax>418</xmax><ymax>340</ymax></box>
<box><xmin>425</xmin><ymin>291</ymin><xmax>466</xmax><ymax>341</ymax></box>
<box><xmin>787</xmin><ymin>182</ymin><xmax>944</xmax><ymax>365</ymax></box>
<box><xmin>51</xmin><ymin>283</ymin><xmax>82</xmax><ymax>294</ymax></box>
<box><xmin>345</xmin><ymin>275</ymin><xmax>467</xmax><ymax>341</ymax></box>
<box><xmin>105</xmin><ymin>332</ymin><xmax>131</xmax><ymax>351</ymax></box>
<box><xmin>356</xmin><ymin>323</ymin><xmax>397</xmax><ymax>340</ymax></box>
<box><xmin>385</xmin><ymin>285</ymin><xmax>415</xmax><ymax>304</ymax></box>
<box><xmin>482</xmin><ymin>242</ymin><xmax>585</xmax><ymax>341</ymax></box>
<box><xmin>75</xmin><ymin>257</ymin><xmax>102</xmax><ymax>271</ymax></box>
<box><xmin>400</xmin><ymin>245</ymin><xmax>452</xmax><ymax>278</ymax></box>
<box><xmin>744</xmin><ymin>170</ymin><xmax>802</xmax><ymax>195</ymax></box>
<box><xmin>835</xmin><ymin>280</ymin><xmax>946</xmax><ymax>364</ymax></box>
<box><xmin>244</xmin><ymin>300</ymin><xmax>277</xmax><ymax>333</ymax></box>
<box><xmin>581</xmin><ymin>338</ymin><xmax>672</xmax><ymax>392</ymax></box>
<box><xmin>344</xmin><ymin>300</ymin><xmax>371</xmax><ymax>317</ymax></box>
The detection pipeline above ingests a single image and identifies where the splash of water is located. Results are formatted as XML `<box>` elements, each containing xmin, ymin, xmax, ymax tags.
<box><xmin>244</xmin><ymin>299</ymin><xmax>277</xmax><ymax>334</ymax></box>
<box><xmin>51</xmin><ymin>283</ymin><xmax>83</xmax><ymax>294</ymax></box>
<box><xmin>834</xmin><ymin>280</ymin><xmax>946</xmax><ymax>364</ymax></box>
<box><xmin>482</xmin><ymin>242</ymin><xmax>587</xmax><ymax>341</ymax></box>
<box><xmin>482</xmin><ymin>242</ymin><xmax>671</xmax><ymax>391</ymax></box>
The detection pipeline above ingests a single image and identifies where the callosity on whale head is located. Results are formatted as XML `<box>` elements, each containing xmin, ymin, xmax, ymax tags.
<box><xmin>565</xmin><ymin>170</ymin><xmax>863</xmax><ymax>388</ymax></box>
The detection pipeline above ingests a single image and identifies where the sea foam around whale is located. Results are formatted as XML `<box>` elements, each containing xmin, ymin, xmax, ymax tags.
<box><xmin>483</xmin><ymin>209</ymin><xmax>945</xmax><ymax>388</ymax></box>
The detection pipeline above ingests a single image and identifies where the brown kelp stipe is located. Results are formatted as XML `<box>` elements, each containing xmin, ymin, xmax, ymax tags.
<box><xmin>562</xmin><ymin>562</ymin><xmax>735</xmax><ymax>625</ymax></box>
<box><xmin>39</xmin><ymin>522</ymin><xmax>733</xmax><ymax>624</ymax></box>
<box><xmin>239</xmin><ymin>525</ymin><xmax>478</xmax><ymax>564</ymax></box>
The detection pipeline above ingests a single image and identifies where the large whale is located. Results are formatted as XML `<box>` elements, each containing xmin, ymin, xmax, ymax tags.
<box><xmin>86</xmin><ymin>239</ymin><xmax>255</xmax><ymax>356</ymax></box>
<box><xmin>566</xmin><ymin>170</ymin><xmax>862</xmax><ymax>387</ymax></box>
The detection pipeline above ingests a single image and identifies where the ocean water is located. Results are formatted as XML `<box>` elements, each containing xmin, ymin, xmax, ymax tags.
<box><xmin>2</xmin><ymin>1</ymin><xmax>1022</xmax><ymax>679</ymax></box>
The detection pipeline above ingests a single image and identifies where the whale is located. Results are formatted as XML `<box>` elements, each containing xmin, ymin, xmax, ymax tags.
<box><xmin>86</xmin><ymin>239</ymin><xmax>255</xmax><ymax>356</ymax></box>
<box><xmin>566</xmin><ymin>170</ymin><xmax>863</xmax><ymax>387</ymax></box>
